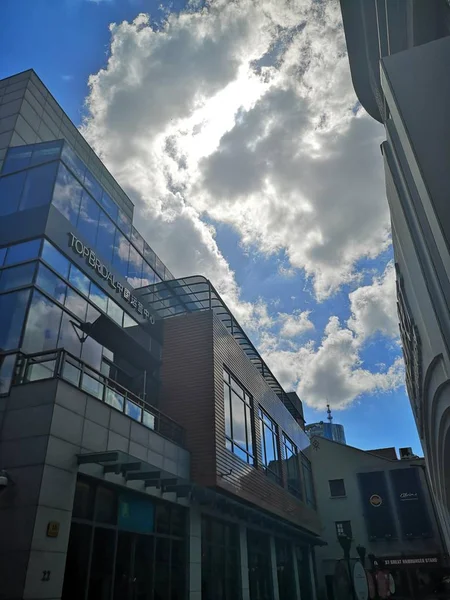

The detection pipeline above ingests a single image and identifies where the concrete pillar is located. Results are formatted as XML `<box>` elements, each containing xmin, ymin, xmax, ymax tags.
<box><xmin>188</xmin><ymin>506</ymin><xmax>202</xmax><ymax>600</ymax></box>
<box><xmin>239</xmin><ymin>524</ymin><xmax>250</xmax><ymax>600</ymax></box>
<box><xmin>269</xmin><ymin>535</ymin><xmax>280</xmax><ymax>600</ymax></box>
<box><xmin>292</xmin><ymin>544</ymin><xmax>302</xmax><ymax>600</ymax></box>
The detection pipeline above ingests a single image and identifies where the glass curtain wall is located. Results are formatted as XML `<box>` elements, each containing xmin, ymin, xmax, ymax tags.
<box><xmin>62</xmin><ymin>477</ymin><xmax>186</xmax><ymax>600</ymax></box>
<box><xmin>201</xmin><ymin>515</ymin><xmax>240</xmax><ymax>600</ymax></box>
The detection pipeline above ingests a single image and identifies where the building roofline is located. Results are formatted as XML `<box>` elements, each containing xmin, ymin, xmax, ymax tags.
<box><xmin>311</xmin><ymin>435</ymin><xmax>424</xmax><ymax>462</ymax></box>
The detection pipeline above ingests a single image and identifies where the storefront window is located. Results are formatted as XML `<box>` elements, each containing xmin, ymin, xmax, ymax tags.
<box><xmin>202</xmin><ymin>515</ymin><xmax>240</xmax><ymax>600</ymax></box>
<box><xmin>248</xmin><ymin>529</ymin><xmax>273</xmax><ymax>600</ymax></box>
<box><xmin>0</xmin><ymin>288</ymin><xmax>30</xmax><ymax>350</ymax></box>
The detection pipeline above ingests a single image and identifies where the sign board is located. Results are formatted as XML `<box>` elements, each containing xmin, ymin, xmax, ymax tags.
<box><xmin>383</xmin><ymin>555</ymin><xmax>440</xmax><ymax>567</ymax></box>
<box><xmin>358</xmin><ymin>472</ymin><xmax>396</xmax><ymax>539</ymax></box>
<box><xmin>389</xmin><ymin>468</ymin><xmax>432</xmax><ymax>538</ymax></box>
<box><xmin>118</xmin><ymin>494</ymin><xmax>154</xmax><ymax>534</ymax></box>
<box><xmin>353</xmin><ymin>562</ymin><xmax>368</xmax><ymax>600</ymax></box>
<box><xmin>69</xmin><ymin>232</ymin><xmax>155</xmax><ymax>324</ymax></box>
<box><xmin>46</xmin><ymin>521</ymin><xmax>60</xmax><ymax>538</ymax></box>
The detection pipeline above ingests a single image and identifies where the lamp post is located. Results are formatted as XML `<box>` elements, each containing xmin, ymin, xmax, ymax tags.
<box><xmin>338</xmin><ymin>534</ymin><xmax>357</xmax><ymax>600</ymax></box>
<box><xmin>356</xmin><ymin>545</ymin><xmax>366</xmax><ymax>568</ymax></box>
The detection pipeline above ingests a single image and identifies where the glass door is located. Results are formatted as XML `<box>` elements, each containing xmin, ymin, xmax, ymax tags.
<box><xmin>113</xmin><ymin>532</ymin><xmax>154</xmax><ymax>600</ymax></box>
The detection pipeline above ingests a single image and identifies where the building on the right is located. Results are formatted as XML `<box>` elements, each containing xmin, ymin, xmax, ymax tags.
<box><xmin>339</xmin><ymin>0</ymin><xmax>450</xmax><ymax>551</ymax></box>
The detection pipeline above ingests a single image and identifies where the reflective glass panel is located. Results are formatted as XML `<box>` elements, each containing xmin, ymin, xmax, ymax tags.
<box><xmin>36</xmin><ymin>264</ymin><xmax>67</xmax><ymax>304</ymax></box>
<box><xmin>30</xmin><ymin>141</ymin><xmax>62</xmax><ymax>166</ymax></box>
<box><xmin>22</xmin><ymin>290</ymin><xmax>63</xmax><ymax>353</ymax></box>
<box><xmin>19</xmin><ymin>162</ymin><xmax>58</xmax><ymax>211</ymax></box>
<box><xmin>100</xmin><ymin>191</ymin><xmax>118</xmax><ymax>222</ymax></box>
<box><xmin>77</xmin><ymin>191</ymin><xmax>100</xmax><ymax>247</ymax></box>
<box><xmin>83</xmin><ymin>169</ymin><xmax>102</xmax><ymax>203</ymax></box>
<box><xmin>52</xmin><ymin>163</ymin><xmax>83</xmax><ymax>226</ymax></box>
<box><xmin>2</xmin><ymin>146</ymin><xmax>33</xmax><ymax>174</ymax></box>
<box><xmin>0</xmin><ymin>170</ymin><xmax>27</xmax><ymax>216</ymax></box>
<box><xmin>144</xmin><ymin>243</ymin><xmax>156</xmax><ymax>269</ymax></box>
<box><xmin>89</xmin><ymin>282</ymin><xmax>107</xmax><ymax>312</ymax></box>
<box><xmin>0</xmin><ymin>262</ymin><xmax>35</xmax><ymax>292</ymax></box>
<box><xmin>0</xmin><ymin>288</ymin><xmax>30</xmax><ymax>351</ymax></box>
<box><xmin>96</xmin><ymin>212</ymin><xmax>115</xmax><ymax>265</ymax></box>
<box><xmin>141</xmin><ymin>262</ymin><xmax>155</xmax><ymax>287</ymax></box>
<box><xmin>61</xmin><ymin>143</ymin><xmax>86</xmax><ymax>182</ymax></box>
<box><xmin>57</xmin><ymin>312</ymin><xmax>82</xmax><ymax>358</ymax></box>
<box><xmin>112</xmin><ymin>230</ymin><xmax>129</xmax><ymax>278</ymax></box>
<box><xmin>117</xmin><ymin>210</ymin><xmax>131</xmax><ymax>237</ymax></box>
<box><xmin>231</xmin><ymin>390</ymin><xmax>246</xmax><ymax>449</ymax></box>
<box><xmin>5</xmin><ymin>239</ymin><xmax>41</xmax><ymax>266</ymax></box>
<box><xmin>41</xmin><ymin>240</ymin><xmax>69</xmax><ymax>278</ymax></box>
<box><xmin>65</xmin><ymin>287</ymin><xmax>88</xmax><ymax>320</ymax></box>
<box><xmin>81</xmin><ymin>336</ymin><xmax>103</xmax><ymax>371</ymax></box>
<box><xmin>106</xmin><ymin>298</ymin><xmax>123</xmax><ymax>325</ymax></box>
<box><xmin>127</xmin><ymin>245</ymin><xmax>143</xmax><ymax>288</ymax></box>
<box><xmin>68</xmin><ymin>263</ymin><xmax>90</xmax><ymax>296</ymax></box>
<box><xmin>0</xmin><ymin>248</ymin><xmax>5</xmax><ymax>266</ymax></box>
<box><xmin>131</xmin><ymin>227</ymin><xmax>144</xmax><ymax>254</ymax></box>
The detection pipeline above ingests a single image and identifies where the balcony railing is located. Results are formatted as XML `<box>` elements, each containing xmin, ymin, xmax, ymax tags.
<box><xmin>0</xmin><ymin>349</ymin><xmax>185</xmax><ymax>447</ymax></box>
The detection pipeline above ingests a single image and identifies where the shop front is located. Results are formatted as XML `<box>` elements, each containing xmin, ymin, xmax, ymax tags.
<box><xmin>62</xmin><ymin>476</ymin><xmax>187</xmax><ymax>600</ymax></box>
<box><xmin>377</xmin><ymin>555</ymin><xmax>450</xmax><ymax>600</ymax></box>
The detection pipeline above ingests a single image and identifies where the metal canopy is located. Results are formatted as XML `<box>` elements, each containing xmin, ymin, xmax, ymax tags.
<box><xmin>77</xmin><ymin>451</ymin><xmax>325</xmax><ymax>545</ymax></box>
<box><xmin>136</xmin><ymin>276</ymin><xmax>301</xmax><ymax>420</ymax></box>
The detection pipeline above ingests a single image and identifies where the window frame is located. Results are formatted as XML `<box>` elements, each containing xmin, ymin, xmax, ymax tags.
<box><xmin>223</xmin><ymin>367</ymin><xmax>255</xmax><ymax>465</ymax></box>
<box><xmin>259</xmin><ymin>407</ymin><xmax>282</xmax><ymax>484</ymax></box>
<box><xmin>281</xmin><ymin>433</ymin><xmax>303</xmax><ymax>499</ymax></box>
<box><xmin>335</xmin><ymin>521</ymin><xmax>352</xmax><ymax>539</ymax></box>
<box><xmin>329</xmin><ymin>478</ymin><xmax>346</xmax><ymax>498</ymax></box>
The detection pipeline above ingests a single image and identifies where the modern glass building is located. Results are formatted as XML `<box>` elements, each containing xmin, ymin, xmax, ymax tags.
<box><xmin>339</xmin><ymin>0</ymin><xmax>450</xmax><ymax>554</ymax></box>
<box><xmin>0</xmin><ymin>70</ymin><xmax>323</xmax><ymax>600</ymax></box>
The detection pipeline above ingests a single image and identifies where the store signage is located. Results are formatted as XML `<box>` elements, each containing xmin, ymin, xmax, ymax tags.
<box><xmin>370</xmin><ymin>494</ymin><xmax>383</xmax><ymax>507</ymax></box>
<box><xmin>383</xmin><ymin>556</ymin><xmax>439</xmax><ymax>566</ymax></box>
<box><xmin>399</xmin><ymin>492</ymin><xmax>418</xmax><ymax>501</ymax></box>
<box><xmin>353</xmin><ymin>562</ymin><xmax>368</xmax><ymax>600</ymax></box>
<box><xmin>46</xmin><ymin>521</ymin><xmax>60</xmax><ymax>538</ymax></box>
<box><xmin>69</xmin><ymin>232</ymin><xmax>155</xmax><ymax>324</ymax></box>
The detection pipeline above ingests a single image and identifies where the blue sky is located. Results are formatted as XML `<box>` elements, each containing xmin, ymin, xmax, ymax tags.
<box><xmin>1</xmin><ymin>0</ymin><xmax>422</xmax><ymax>455</ymax></box>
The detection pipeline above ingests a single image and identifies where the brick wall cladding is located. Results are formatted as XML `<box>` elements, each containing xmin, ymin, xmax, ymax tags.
<box><xmin>160</xmin><ymin>310</ymin><xmax>321</xmax><ymax>534</ymax></box>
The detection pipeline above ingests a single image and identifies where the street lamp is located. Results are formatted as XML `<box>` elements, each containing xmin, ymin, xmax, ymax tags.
<box><xmin>338</xmin><ymin>534</ymin><xmax>356</xmax><ymax>600</ymax></box>
<box><xmin>356</xmin><ymin>545</ymin><xmax>366</xmax><ymax>568</ymax></box>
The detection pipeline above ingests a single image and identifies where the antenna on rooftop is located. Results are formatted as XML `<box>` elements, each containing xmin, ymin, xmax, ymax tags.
<box><xmin>327</xmin><ymin>403</ymin><xmax>333</xmax><ymax>424</ymax></box>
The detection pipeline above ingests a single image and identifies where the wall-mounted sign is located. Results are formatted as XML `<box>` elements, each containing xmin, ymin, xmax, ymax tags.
<box><xmin>383</xmin><ymin>556</ymin><xmax>440</xmax><ymax>567</ymax></box>
<box><xmin>390</xmin><ymin>468</ymin><xmax>432</xmax><ymax>538</ymax></box>
<box><xmin>370</xmin><ymin>494</ymin><xmax>383</xmax><ymax>507</ymax></box>
<box><xmin>353</xmin><ymin>562</ymin><xmax>368</xmax><ymax>600</ymax></box>
<box><xmin>46</xmin><ymin>521</ymin><xmax>60</xmax><ymax>538</ymax></box>
<box><xmin>69</xmin><ymin>233</ymin><xmax>155</xmax><ymax>324</ymax></box>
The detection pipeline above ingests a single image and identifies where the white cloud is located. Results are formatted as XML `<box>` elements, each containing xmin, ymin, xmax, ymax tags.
<box><xmin>262</xmin><ymin>316</ymin><xmax>404</xmax><ymax>410</ymax></box>
<box><xmin>348</xmin><ymin>261</ymin><xmax>399</xmax><ymax>341</ymax></box>
<box><xmin>80</xmin><ymin>0</ymin><xmax>402</xmax><ymax>409</ymax></box>
<box><xmin>279</xmin><ymin>310</ymin><xmax>314</xmax><ymax>338</ymax></box>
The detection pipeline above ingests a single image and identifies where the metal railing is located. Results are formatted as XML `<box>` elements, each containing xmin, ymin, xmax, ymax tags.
<box><xmin>0</xmin><ymin>348</ymin><xmax>185</xmax><ymax>447</ymax></box>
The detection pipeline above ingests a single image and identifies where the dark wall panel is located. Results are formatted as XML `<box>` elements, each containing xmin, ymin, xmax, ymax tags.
<box><xmin>358</xmin><ymin>471</ymin><xmax>397</xmax><ymax>540</ymax></box>
<box><xmin>390</xmin><ymin>468</ymin><xmax>433</xmax><ymax>539</ymax></box>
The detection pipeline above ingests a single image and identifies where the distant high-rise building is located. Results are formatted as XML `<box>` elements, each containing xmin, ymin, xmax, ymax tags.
<box><xmin>339</xmin><ymin>0</ymin><xmax>450</xmax><ymax>552</ymax></box>
<box><xmin>306</xmin><ymin>405</ymin><xmax>347</xmax><ymax>445</ymax></box>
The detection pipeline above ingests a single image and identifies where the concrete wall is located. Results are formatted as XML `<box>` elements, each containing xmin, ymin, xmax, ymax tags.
<box><xmin>311</xmin><ymin>438</ymin><xmax>442</xmax><ymax>599</ymax></box>
<box><xmin>0</xmin><ymin>378</ymin><xmax>190</xmax><ymax>600</ymax></box>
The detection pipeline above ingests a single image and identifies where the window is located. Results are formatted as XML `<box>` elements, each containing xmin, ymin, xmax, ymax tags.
<box><xmin>61</xmin><ymin>143</ymin><xmax>86</xmax><ymax>183</ymax></box>
<box><xmin>0</xmin><ymin>288</ymin><xmax>30</xmax><ymax>351</ymax></box>
<box><xmin>4</xmin><ymin>239</ymin><xmax>41</xmax><ymax>266</ymax></box>
<box><xmin>223</xmin><ymin>368</ymin><xmax>254</xmax><ymax>464</ymax></box>
<box><xmin>36</xmin><ymin>264</ymin><xmax>67</xmax><ymax>304</ymax></box>
<box><xmin>0</xmin><ymin>170</ymin><xmax>27</xmax><ymax>215</ymax></box>
<box><xmin>0</xmin><ymin>262</ymin><xmax>35</xmax><ymax>292</ymax></box>
<box><xmin>41</xmin><ymin>240</ymin><xmax>70</xmax><ymax>278</ymax></box>
<box><xmin>68</xmin><ymin>263</ymin><xmax>90</xmax><ymax>296</ymax></box>
<box><xmin>282</xmin><ymin>434</ymin><xmax>303</xmax><ymax>499</ymax></box>
<box><xmin>99</xmin><ymin>191</ymin><xmax>118</xmax><ymax>222</ymax></box>
<box><xmin>112</xmin><ymin>230</ymin><xmax>130</xmax><ymax>278</ymax></box>
<box><xmin>302</xmin><ymin>456</ymin><xmax>316</xmax><ymax>508</ymax></box>
<box><xmin>202</xmin><ymin>515</ymin><xmax>240</xmax><ymax>600</ymax></box>
<box><xmin>19</xmin><ymin>161</ymin><xmax>58</xmax><ymax>211</ymax></box>
<box><xmin>83</xmin><ymin>168</ymin><xmax>102</xmax><ymax>203</ymax></box>
<box><xmin>95</xmin><ymin>211</ymin><xmax>115</xmax><ymax>264</ymax></box>
<box><xmin>118</xmin><ymin>209</ymin><xmax>132</xmax><ymax>237</ymax></box>
<box><xmin>52</xmin><ymin>163</ymin><xmax>83</xmax><ymax>226</ymax></box>
<box><xmin>22</xmin><ymin>290</ymin><xmax>63</xmax><ymax>353</ymax></box>
<box><xmin>30</xmin><ymin>140</ymin><xmax>62</xmax><ymax>167</ymax></box>
<box><xmin>77</xmin><ymin>191</ymin><xmax>100</xmax><ymax>246</ymax></box>
<box><xmin>329</xmin><ymin>478</ymin><xmax>346</xmax><ymax>498</ymax></box>
<box><xmin>335</xmin><ymin>521</ymin><xmax>352</xmax><ymax>539</ymax></box>
<box><xmin>127</xmin><ymin>245</ymin><xmax>143</xmax><ymax>288</ymax></box>
<box><xmin>2</xmin><ymin>145</ymin><xmax>33</xmax><ymax>174</ymax></box>
<box><xmin>259</xmin><ymin>408</ymin><xmax>281</xmax><ymax>483</ymax></box>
